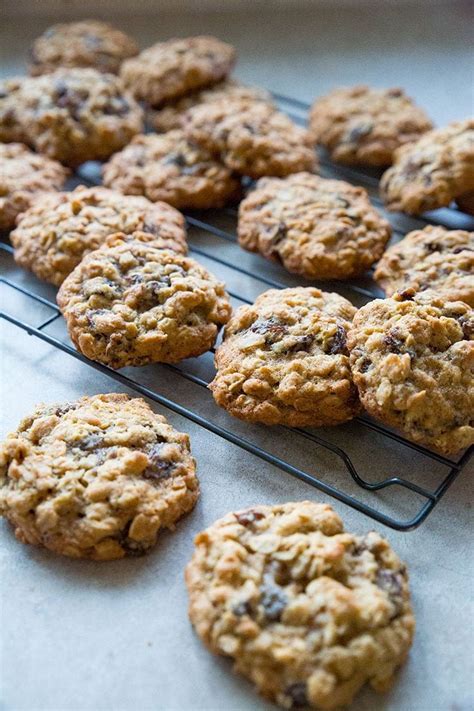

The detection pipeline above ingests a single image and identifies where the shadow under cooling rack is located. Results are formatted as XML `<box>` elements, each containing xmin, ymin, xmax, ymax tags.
<box><xmin>0</xmin><ymin>91</ymin><xmax>472</xmax><ymax>531</ymax></box>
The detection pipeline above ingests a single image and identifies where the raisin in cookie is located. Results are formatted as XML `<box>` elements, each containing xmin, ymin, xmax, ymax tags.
<box><xmin>102</xmin><ymin>131</ymin><xmax>241</xmax><ymax>210</ymax></box>
<box><xmin>186</xmin><ymin>501</ymin><xmax>415</xmax><ymax>711</ymax></box>
<box><xmin>0</xmin><ymin>143</ymin><xmax>68</xmax><ymax>231</ymax></box>
<box><xmin>310</xmin><ymin>85</ymin><xmax>432</xmax><ymax>167</ymax></box>
<box><xmin>29</xmin><ymin>20</ymin><xmax>138</xmax><ymax>76</ymax></box>
<box><xmin>57</xmin><ymin>234</ymin><xmax>231</xmax><ymax>369</ymax></box>
<box><xmin>238</xmin><ymin>173</ymin><xmax>391</xmax><ymax>280</ymax></box>
<box><xmin>11</xmin><ymin>185</ymin><xmax>187</xmax><ymax>286</ymax></box>
<box><xmin>147</xmin><ymin>80</ymin><xmax>273</xmax><ymax>133</ymax></box>
<box><xmin>0</xmin><ymin>69</ymin><xmax>143</xmax><ymax>166</ymax></box>
<box><xmin>380</xmin><ymin>119</ymin><xmax>474</xmax><ymax>215</ymax></box>
<box><xmin>185</xmin><ymin>99</ymin><xmax>316</xmax><ymax>178</ymax></box>
<box><xmin>210</xmin><ymin>287</ymin><xmax>360</xmax><ymax>427</ymax></box>
<box><xmin>348</xmin><ymin>292</ymin><xmax>474</xmax><ymax>454</ymax></box>
<box><xmin>120</xmin><ymin>36</ymin><xmax>235</xmax><ymax>106</ymax></box>
<box><xmin>456</xmin><ymin>191</ymin><xmax>474</xmax><ymax>215</ymax></box>
<box><xmin>374</xmin><ymin>226</ymin><xmax>474</xmax><ymax>306</ymax></box>
<box><xmin>0</xmin><ymin>393</ymin><xmax>198</xmax><ymax>560</ymax></box>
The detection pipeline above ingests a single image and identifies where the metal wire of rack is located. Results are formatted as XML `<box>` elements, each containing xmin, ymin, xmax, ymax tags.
<box><xmin>0</xmin><ymin>91</ymin><xmax>472</xmax><ymax>532</ymax></box>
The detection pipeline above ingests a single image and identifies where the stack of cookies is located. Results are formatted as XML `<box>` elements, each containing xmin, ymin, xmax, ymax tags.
<box><xmin>0</xmin><ymin>19</ymin><xmax>473</xmax><ymax>711</ymax></box>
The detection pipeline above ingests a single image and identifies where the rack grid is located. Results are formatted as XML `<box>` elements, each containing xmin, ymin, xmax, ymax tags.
<box><xmin>1</xmin><ymin>92</ymin><xmax>472</xmax><ymax>532</ymax></box>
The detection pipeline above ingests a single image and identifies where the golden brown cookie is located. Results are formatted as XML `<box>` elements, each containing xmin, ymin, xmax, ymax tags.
<box><xmin>374</xmin><ymin>226</ymin><xmax>474</xmax><ymax>306</ymax></box>
<box><xmin>185</xmin><ymin>99</ymin><xmax>317</xmax><ymax>178</ymax></box>
<box><xmin>0</xmin><ymin>69</ymin><xmax>143</xmax><ymax>166</ymax></box>
<box><xmin>186</xmin><ymin>501</ymin><xmax>415</xmax><ymax>710</ymax></box>
<box><xmin>0</xmin><ymin>393</ymin><xmax>199</xmax><ymax>560</ymax></box>
<box><xmin>29</xmin><ymin>20</ymin><xmax>138</xmax><ymax>76</ymax></box>
<box><xmin>11</xmin><ymin>185</ymin><xmax>187</xmax><ymax>286</ymax></box>
<box><xmin>120</xmin><ymin>36</ymin><xmax>236</xmax><ymax>106</ymax></box>
<box><xmin>57</xmin><ymin>234</ymin><xmax>231</xmax><ymax>369</ymax></box>
<box><xmin>147</xmin><ymin>79</ymin><xmax>273</xmax><ymax>133</ymax></box>
<box><xmin>348</xmin><ymin>291</ymin><xmax>474</xmax><ymax>454</ymax></box>
<box><xmin>0</xmin><ymin>143</ymin><xmax>68</xmax><ymax>231</ymax></box>
<box><xmin>102</xmin><ymin>131</ymin><xmax>241</xmax><ymax>210</ymax></box>
<box><xmin>238</xmin><ymin>172</ymin><xmax>391</xmax><ymax>279</ymax></box>
<box><xmin>380</xmin><ymin>119</ymin><xmax>474</xmax><ymax>215</ymax></box>
<box><xmin>310</xmin><ymin>85</ymin><xmax>432</xmax><ymax>166</ymax></box>
<box><xmin>210</xmin><ymin>287</ymin><xmax>360</xmax><ymax>427</ymax></box>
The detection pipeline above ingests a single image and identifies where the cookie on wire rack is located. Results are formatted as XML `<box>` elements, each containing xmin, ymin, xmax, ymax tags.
<box><xmin>120</xmin><ymin>36</ymin><xmax>236</xmax><ymax>106</ymax></box>
<box><xmin>210</xmin><ymin>287</ymin><xmax>360</xmax><ymax>427</ymax></box>
<box><xmin>238</xmin><ymin>172</ymin><xmax>391</xmax><ymax>279</ymax></box>
<box><xmin>380</xmin><ymin>119</ymin><xmax>474</xmax><ymax>215</ymax></box>
<box><xmin>29</xmin><ymin>20</ymin><xmax>139</xmax><ymax>76</ymax></box>
<box><xmin>57</xmin><ymin>233</ymin><xmax>231</xmax><ymax>369</ymax></box>
<box><xmin>11</xmin><ymin>185</ymin><xmax>188</xmax><ymax>286</ymax></box>
<box><xmin>102</xmin><ymin>131</ymin><xmax>241</xmax><ymax>210</ymax></box>
<box><xmin>348</xmin><ymin>291</ymin><xmax>474</xmax><ymax>454</ymax></box>
<box><xmin>310</xmin><ymin>85</ymin><xmax>432</xmax><ymax>166</ymax></box>
<box><xmin>0</xmin><ymin>68</ymin><xmax>143</xmax><ymax>166</ymax></box>
<box><xmin>147</xmin><ymin>79</ymin><xmax>273</xmax><ymax>133</ymax></box>
<box><xmin>0</xmin><ymin>142</ymin><xmax>68</xmax><ymax>231</ymax></box>
<box><xmin>185</xmin><ymin>98</ymin><xmax>317</xmax><ymax>178</ymax></box>
<box><xmin>374</xmin><ymin>226</ymin><xmax>474</xmax><ymax>307</ymax></box>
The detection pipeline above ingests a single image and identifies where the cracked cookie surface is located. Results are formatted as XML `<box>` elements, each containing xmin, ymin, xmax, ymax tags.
<box><xmin>0</xmin><ymin>143</ymin><xmax>68</xmax><ymax>231</ymax></box>
<box><xmin>29</xmin><ymin>20</ymin><xmax>138</xmax><ymax>76</ymax></box>
<box><xmin>0</xmin><ymin>393</ymin><xmax>198</xmax><ymax>560</ymax></box>
<box><xmin>374</xmin><ymin>226</ymin><xmax>474</xmax><ymax>306</ymax></box>
<box><xmin>186</xmin><ymin>500</ymin><xmax>415</xmax><ymax>710</ymax></box>
<box><xmin>210</xmin><ymin>287</ymin><xmax>360</xmax><ymax>427</ymax></box>
<box><xmin>380</xmin><ymin>119</ymin><xmax>474</xmax><ymax>214</ymax></box>
<box><xmin>147</xmin><ymin>79</ymin><xmax>273</xmax><ymax>133</ymax></box>
<box><xmin>0</xmin><ymin>69</ymin><xmax>143</xmax><ymax>165</ymax></box>
<box><xmin>185</xmin><ymin>100</ymin><xmax>316</xmax><ymax>178</ymax></box>
<box><xmin>120</xmin><ymin>36</ymin><xmax>236</xmax><ymax>106</ymax></box>
<box><xmin>310</xmin><ymin>85</ymin><xmax>432</xmax><ymax>166</ymax></box>
<box><xmin>347</xmin><ymin>291</ymin><xmax>474</xmax><ymax>453</ymax></box>
<box><xmin>238</xmin><ymin>173</ymin><xmax>391</xmax><ymax>279</ymax></box>
<box><xmin>11</xmin><ymin>185</ymin><xmax>187</xmax><ymax>286</ymax></box>
<box><xmin>57</xmin><ymin>234</ymin><xmax>231</xmax><ymax>369</ymax></box>
<box><xmin>102</xmin><ymin>131</ymin><xmax>241</xmax><ymax>210</ymax></box>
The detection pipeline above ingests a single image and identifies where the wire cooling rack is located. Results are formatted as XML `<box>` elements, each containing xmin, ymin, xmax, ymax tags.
<box><xmin>1</xmin><ymin>92</ymin><xmax>473</xmax><ymax>532</ymax></box>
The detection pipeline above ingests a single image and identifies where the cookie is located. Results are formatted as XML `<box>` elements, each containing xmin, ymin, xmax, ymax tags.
<box><xmin>0</xmin><ymin>393</ymin><xmax>198</xmax><ymax>560</ymax></box>
<box><xmin>29</xmin><ymin>20</ymin><xmax>138</xmax><ymax>76</ymax></box>
<box><xmin>57</xmin><ymin>234</ymin><xmax>231</xmax><ymax>369</ymax></box>
<box><xmin>238</xmin><ymin>172</ymin><xmax>391</xmax><ymax>279</ymax></box>
<box><xmin>210</xmin><ymin>287</ymin><xmax>360</xmax><ymax>427</ymax></box>
<box><xmin>456</xmin><ymin>191</ymin><xmax>474</xmax><ymax>215</ymax></box>
<box><xmin>11</xmin><ymin>185</ymin><xmax>187</xmax><ymax>286</ymax></box>
<box><xmin>0</xmin><ymin>69</ymin><xmax>143</xmax><ymax>166</ymax></box>
<box><xmin>185</xmin><ymin>500</ymin><xmax>415</xmax><ymax>711</ymax></box>
<box><xmin>348</xmin><ymin>291</ymin><xmax>474</xmax><ymax>454</ymax></box>
<box><xmin>0</xmin><ymin>143</ymin><xmax>68</xmax><ymax>231</ymax></box>
<box><xmin>147</xmin><ymin>80</ymin><xmax>273</xmax><ymax>133</ymax></box>
<box><xmin>380</xmin><ymin>119</ymin><xmax>474</xmax><ymax>214</ymax></box>
<box><xmin>102</xmin><ymin>131</ymin><xmax>241</xmax><ymax>210</ymax></box>
<box><xmin>185</xmin><ymin>99</ymin><xmax>316</xmax><ymax>178</ymax></box>
<box><xmin>120</xmin><ymin>36</ymin><xmax>236</xmax><ymax>106</ymax></box>
<box><xmin>310</xmin><ymin>85</ymin><xmax>432</xmax><ymax>166</ymax></box>
<box><xmin>374</xmin><ymin>226</ymin><xmax>474</xmax><ymax>307</ymax></box>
